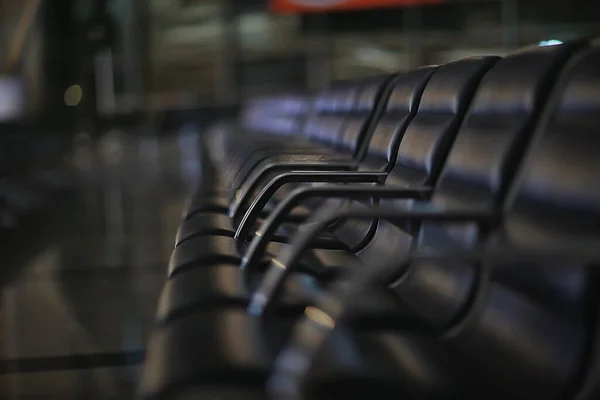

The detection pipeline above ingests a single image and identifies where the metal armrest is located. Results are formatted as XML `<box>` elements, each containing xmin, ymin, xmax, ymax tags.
<box><xmin>226</xmin><ymin>148</ymin><xmax>336</xmax><ymax>187</ymax></box>
<box><xmin>233</xmin><ymin>171</ymin><xmax>389</xmax><ymax>238</ymax></box>
<box><xmin>238</xmin><ymin>185</ymin><xmax>432</xmax><ymax>272</ymax></box>
<box><xmin>247</xmin><ymin>205</ymin><xmax>495</xmax><ymax>316</ymax></box>
<box><xmin>228</xmin><ymin>159</ymin><xmax>356</xmax><ymax>218</ymax></box>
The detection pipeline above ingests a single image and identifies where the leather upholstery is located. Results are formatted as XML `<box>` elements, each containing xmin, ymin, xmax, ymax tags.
<box><xmin>358</xmin><ymin>57</ymin><xmax>497</xmax><ymax>256</ymax></box>
<box><xmin>139</xmin><ymin>40</ymin><xmax>600</xmax><ymax>400</ymax></box>
<box><xmin>505</xmin><ymin>46</ymin><xmax>600</xmax><ymax>250</ymax></box>
<box><xmin>380</xmin><ymin>57</ymin><xmax>498</xmax><ymax>189</ymax></box>
<box><xmin>494</xmin><ymin>45</ymin><xmax>600</xmax><ymax>318</ymax></box>
<box><xmin>335</xmin><ymin>76</ymin><xmax>393</xmax><ymax>157</ymax></box>
<box><xmin>383</xmin><ymin>41</ymin><xmax>595</xmax><ymax>400</ymax></box>
<box><xmin>358</xmin><ymin>66</ymin><xmax>437</xmax><ymax>171</ymax></box>
<box><xmin>433</xmin><ymin>42</ymin><xmax>587</xmax><ymax>212</ymax></box>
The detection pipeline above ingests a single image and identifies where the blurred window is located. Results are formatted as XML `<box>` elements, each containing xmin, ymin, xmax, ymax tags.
<box><xmin>146</xmin><ymin>0</ymin><xmax>600</xmax><ymax>103</ymax></box>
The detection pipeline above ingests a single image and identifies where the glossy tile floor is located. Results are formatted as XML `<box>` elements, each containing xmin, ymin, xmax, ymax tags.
<box><xmin>0</xmin><ymin>128</ymin><xmax>203</xmax><ymax>399</ymax></box>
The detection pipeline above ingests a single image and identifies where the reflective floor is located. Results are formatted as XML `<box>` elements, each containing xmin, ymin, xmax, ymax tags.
<box><xmin>0</xmin><ymin>128</ymin><xmax>201</xmax><ymax>399</ymax></box>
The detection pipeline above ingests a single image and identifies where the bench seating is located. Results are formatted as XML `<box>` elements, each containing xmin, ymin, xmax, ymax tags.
<box><xmin>138</xmin><ymin>39</ymin><xmax>600</xmax><ymax>400</ymax></box>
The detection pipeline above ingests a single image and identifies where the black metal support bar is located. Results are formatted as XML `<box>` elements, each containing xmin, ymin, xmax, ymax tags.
<box><xmin>234</xmin><ymin>171</ymin><xmax>389</xmax><ymax>240</ymax></box>
<box><xmin>239</xmin><ymin>185</ymin><xmax>432</xmax><ymax>272</ymax></box>
<box><xmin>228</xmin><ymin>160</ymin><xmax>356</xmax><ymax>218</ymax></box>
<box><xmin>247</xmin><ymin>206</ymin><xmax>495</xmax><ymax>316</ymax></box>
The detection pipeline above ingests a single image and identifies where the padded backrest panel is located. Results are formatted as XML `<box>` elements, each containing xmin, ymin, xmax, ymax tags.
<box><xmin>485</xmin><ymin>44</ymin><xmax>600</xmax><ymax>347</ymax></box>
<box><xmin>431</xmin><ymin>41</ymin><xmax>587</xmax><ymax>212</ymax></box>
<box><xmin>340</xmin><ymin>68</ymin><xmax>440</xmax><ymax>254</ymax></box>
<box><xmin>335</xmin><ymin>75</ymin><xmax>395</xmax><ymax>158</ymax></box>
<box><xmin>505</xmin><ymin>44</ymin><xmax>600</xmax><ymax>251</ymax></box>
<box><xmin>411</xmin><ymin>41</ymin><xmax>589</xmax><ymax>254</ymax></box>
<box><xmin>384</xmin><ymin>56</ymin><xmax>499</xmax><ymax>186</ymax></box>
<box><xmin>357</xmin><ymin>67</ymin><xmax>437</xmax><ymax>171</ymax></box>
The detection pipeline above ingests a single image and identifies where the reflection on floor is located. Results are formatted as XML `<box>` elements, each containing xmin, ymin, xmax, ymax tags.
<box><xmin>0</xmin><ymin>129</ymin><xmax>202</xmax><ymax>399</ymax></box>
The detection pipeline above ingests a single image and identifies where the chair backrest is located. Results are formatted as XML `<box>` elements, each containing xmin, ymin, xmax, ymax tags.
<box><xmin>303</xmin><ymin>76</ymin><xmax>400</xmax><ymax>157</ymax></box>
<box><xmin>504</xmin><ymin>45</ymin><xmax>600</xmax><ymax>251</ymax></box>
<box><xmin>356</xmin><ymin>67</ymin><xmax>436</xmax><ymax>171</ymax></box>
<box><xmin>493</xmin><ymin>42</ymin><xmax>600</xmax><ymax>319</ymax></box>
<box><xmin>383</xmin><ymin>56</ymin><xmax>499</xmax><ymax>186</ymax></box>
<box><xmin>334</xmin><ymin>75</ymin><xmax>400</xmax><ymax>160</ymax></box>
<box><xmin>431</xmin><ymin>41</ymin><xmax>588</xmax><ymax>213</ymax></box>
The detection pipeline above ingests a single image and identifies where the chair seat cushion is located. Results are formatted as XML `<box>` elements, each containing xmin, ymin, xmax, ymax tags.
<box><xmin>140</xmin><ymin>309</ymin><xmax>467</xmax><ymax>400</ymax></box>
<box><xmin>176</xmin><ymin>213</ymin><xmax>235</xmax><ymax>245</ymax></box>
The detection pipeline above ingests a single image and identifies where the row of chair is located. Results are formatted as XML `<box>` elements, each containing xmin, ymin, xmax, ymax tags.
<box><xmin>139</xmin><ymin>38</ymin><xmax>600</xmax><ymax>399</ymax></box>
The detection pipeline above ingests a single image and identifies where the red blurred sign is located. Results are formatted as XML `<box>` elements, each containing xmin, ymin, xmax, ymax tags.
<box><xmin>271</xmin><ymin>0</ymin><xmax>444</xmax><ymax>13</ymax></box>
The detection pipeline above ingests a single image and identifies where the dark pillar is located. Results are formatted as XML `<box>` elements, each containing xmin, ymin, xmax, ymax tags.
<box><xmin>219</xmin><ymin>0</ymin><xmax>241</xmax><ymax>105</ymax></box>
<box><xmin>41</xmin><ymin>0</ymin><xmax>77</xmax><ymax>130</ymax></box>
